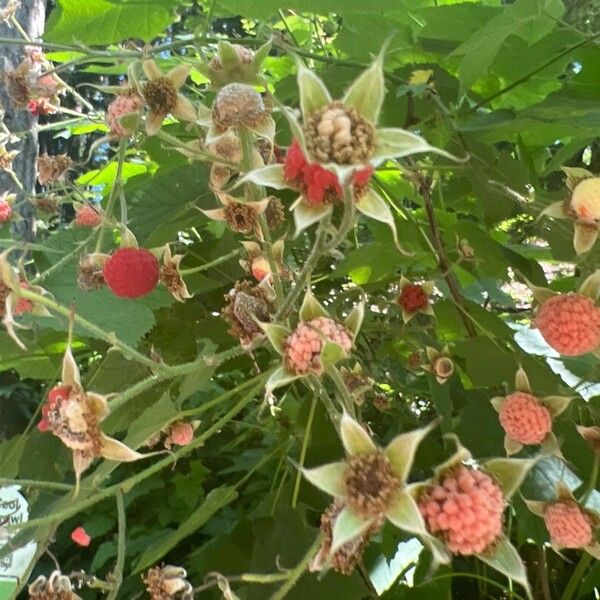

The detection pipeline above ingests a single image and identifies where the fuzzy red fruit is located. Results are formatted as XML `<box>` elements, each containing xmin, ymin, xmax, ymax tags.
<box><xmin>499</xmin><ymin>392</ymin><xmax>552</xmax><ymax>445</ymax></box>
<box><xmin>534</xmin><ymin>293</ymin><xmax>600</xmax><ymax>356</ymax></box>
<box><xmin>398</xmin><ymin>284</ymin><xmax>428</xmax><ymax>313</ymax></box>
<box><xmin>0</xmin><ymin>200</ymin><xmax>12</xmax><ymax>223</ymax></box>
<box><xmin>544</xmin><ymin>502</ymin><xmax>593</xmax><ymax>548</ymax></box>
<box><xmin>74</xmin><ymin>205</ymin><xmax>102</xmax><ymax>227</ymax></box>
<box><xmin>71</xmin><ymin>526</ymin><xmax>91</xmax><ymax>547</ymax></box>
<box><xmin>38</xmin><ymin>385</ymin><xmax>71</xmax><ymax>432</ymax></box>
<box><xmin>418</xmin><ymin>465</ymin><xmax>504</xmax><ymax>556</ymax></box>
<box><xmin>103</xmin><ymin>248</ymin><xmax>159</xmax><ymax>299</ymax></box>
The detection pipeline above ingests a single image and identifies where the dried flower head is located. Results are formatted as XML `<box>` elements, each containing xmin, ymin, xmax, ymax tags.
<box><xmin>143</xmin><ymin>565</ymin><xmax>193</xmax><ymax>600</ymax></box>
<box><xmin>77</xmin><ymin>255</ymin><xmax>105</xmax><ymax>292</ymax></box>
<box><xmin>212</xmin><ymin>83</ymin><xmax>271</xmax><ymax>132</ymax></box>
<box><xmin>141</xmin><ymin>60</ymin><xmax>196</xmax><ymax>135</ymax></box>
<box><xmin>159</xmin><ymin>244</ymin><xmax>192</xmax><ymax>302</ymax></box>
<box><xmin>38</xmin><ymin>346</ymin><xmax>149</xmax><ymax>489</ymax></box>
<box><xmin>37</xmin><ymin>153</ymin><xmax>73</xmax><ymax>185</ymax></box>
<box><xmin>311</xmin><ymin>501</ymin><xmax>383</xmax><ymax>575</ymax></box>
<box><xmin>221</xmin><ymin>280</ymin><xmax>274</xmax><ymax>348</ymax></box>
<box><xmin>0</xmin><ymin>144</ymin><xmax>18</xmax><ymax>172</ymax></box>
<box><xmin>28</xmin><ymin>571</ymin><xmax>81</xmax><ymax>600</ymax></box>
<box><xmin>201</xmin><ymin>193</ymin><xmax>270</xmax><ymax>238</ymax></box>
<box><xmin>343</xmin><ymin>452</ymin><xmax>400</xmax><ymax>518</ymax></box>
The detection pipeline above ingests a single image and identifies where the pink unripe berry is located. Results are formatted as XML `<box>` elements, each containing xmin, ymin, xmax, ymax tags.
<box><xmin>499</xmin><ymin>392</ymin><xmax>552</xmax><ymax>445</ymax></box>
<box><xmin>0</xmin><ymin>200</ymin><xmax>12</xmax><ymax>223</ymax></box>
<box><xmin>74</xmin><ymin>205</ymin><xmax>102</xmax><ymax>227</ymax></box>
<box><xmin>106</xmin><ymin>92</ymin><xmax>144</xmax><ymax>137</ymax></box>
<box><xmin>284</xmin><ymin>317</ymin><xmax>352</xmax><ymax>375</ymax></box>
<box><xmin>418</xmin><ymin>465</ymin><xmax>504</xmax><ymax>556</ymax></box>
<box><xmin>544</xmin><ymin>501</ymin><xmax>593</xmax><ymax>548</ymax></box>
<box><xmin>168</xmin><ymin>421</ymin><xmax>193</xmax><ymax>446</ymax></box>
<box><xmin>534</xmin><ymin>293</ymin><xmax>600</xmax><ymax>356</ymax></box>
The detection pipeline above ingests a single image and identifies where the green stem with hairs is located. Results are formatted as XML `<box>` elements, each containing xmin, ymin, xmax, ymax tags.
<box><xmin>179</xmin><ymin>248</ymin><xmax>242</xmax><ymax>275</ymax></box>
<box><xmin>269</xmin><ymin>537</ymin><xmax>322</xmax><ymax>600</ymax></box>
<box><xmin>94</xmin><ymin>139</ymin><xmax>128</xmax><ymax>253</ymax></box>
<box><xmin>17</xmin><ymin>286</ymin><xmax>160</xmax><ymax>370</ymax></box>
<box><xmin>106</xmin><ymin>491</ymin><xmax>126</xmax><ymax>600</ymax></box>
<box><xmin>291</xmin><ymin>393</ymin><xmax>317</xmax><ymax>508</ymax></box>
<box><xmin>560</xmin><ymin>553</ymin><xmax>592</xmax><ymax>600</ymax></box>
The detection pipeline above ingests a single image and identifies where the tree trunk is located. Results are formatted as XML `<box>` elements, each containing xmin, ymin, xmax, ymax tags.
<box><xmin>0</xmin><ymin>0</ymin><xmax>46</xmax><ymax>243</ymax></box>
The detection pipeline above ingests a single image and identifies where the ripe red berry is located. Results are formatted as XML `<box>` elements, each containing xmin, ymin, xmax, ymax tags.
<box><xmin>103</xmin><ymin>247</ymin><xmax>160</xmax><ymax>299</ymax></box>
<box><xmin>398</xmin><ymin>284</ymin><xmax>428</xmax><ymax>313</ymax></box>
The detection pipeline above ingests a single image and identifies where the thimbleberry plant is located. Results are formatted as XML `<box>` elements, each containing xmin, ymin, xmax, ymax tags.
<box><xmin>1</xmin><ymin>3</ymin><xmax>599</xmax><ymax>600</ymax></box>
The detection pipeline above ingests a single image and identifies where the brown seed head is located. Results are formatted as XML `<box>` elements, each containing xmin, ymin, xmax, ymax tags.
<box><xmin>223</xmin><ymin>201</ymin><xmax>259</xmax><ymax>234</ymax></box>
<box><xmin>143</xmin><ymin>78</ymin><xmax>178</xmax><ymax>116</ymax></box>
<box><xmin>343</xmin><ymin>452</ymin><xmax>400</xmax><ymax>518</ymax></box>
<box><xmin>212</xmin><ymin>83</ymin><xmax>270</xmax><ymax>131</ymax></box>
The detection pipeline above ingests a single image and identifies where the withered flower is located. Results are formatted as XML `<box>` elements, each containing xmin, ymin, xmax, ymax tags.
<box><xmin>221</xmin><ymin>279</ymin><xmax>275</xmax><ymax>349</ymax></box>
<box><xmin>28</xmin><ymin>571</ymin><xmax>81</xmax><ymax>600</ymax></box>
<box><xmin>37</xmin><ymin>153</ymin><xmax>73</xmax><ymax>185</ymax></box>
<box><xmin>311</xmin><ymin>501</ymin><xmax>382</xmax><ymax>575</ymax></box>
<box><xmin>201</xmin><ymin>192</ymin><xmax>270</xmax><ymax>238</ymax></box>
<box><xmin>38</xmin><ymin>346</ymin><xmax>153</xmax><ymax>490</ymax></box>
<box><xmin>77</xmin><ymin>254</ymin><xmax>105</xmax><ymax>292</ymax></box>
<box><xmin>423</xmin><ymin>346</ymin><xmax>454</xmax><ymax>384</ymax></box>
<box><xmin>141</xmin><ymin>59</ymin><xmax>196</xmax><ymax>135</ymax></box>
<box><xmin>143</xmin><ymin>565</ymin><xmax>193</xmax><ymax>600</ymax></box>
<box><xmin>159</xmin><ymin>244</ymin><xmax>192</xmax><ymax>302</ymax></box>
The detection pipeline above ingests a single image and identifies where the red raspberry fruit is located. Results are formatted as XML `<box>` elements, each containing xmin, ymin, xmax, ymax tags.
<box><xmin>284</xmin><ymin>316</ymin><xmax>353</xmax><ymax>375</ymax></box>
<box><xmin>418</xmin><ymin>465</ymin><xmax>504</xmax><ymax>556</ymax></box>
<box><xmin>398</xmin><ymin>284</ymin><xmax>428</xmax><ymax>313</ymax></box>
<box><xmin>544</xmin><ymin>501</ymin><xmax>593</xmax><ymax>548</ymax></box>
<box><xmin>499</xmin><ymin>392</ymin><xmax>552</xmax><ymax>445</ymax></box>
<box><xmin>0</xmin><ymin>200</ymin><xmax>12</xmax><ymax>223</ymax></box>
<box><xmin>103</xmin><ymin>248</ymin><xmax>159</xmax><ymax>299</ymax></box>
<box><xmin>74</xmin><ymin>205</ymin><xmax>102</xmax><ymax>227</ymax></box>
<box><xmin>534</xmin><ymin>293</ymin><xmax>600</xmax><ymax>356</ymax></box>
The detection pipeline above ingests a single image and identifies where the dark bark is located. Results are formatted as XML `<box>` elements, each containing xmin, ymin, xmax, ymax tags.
<box><xmin>0</xmin><ymin>0</ymin><xmax>46</xmax><ymax>242</ymax></box>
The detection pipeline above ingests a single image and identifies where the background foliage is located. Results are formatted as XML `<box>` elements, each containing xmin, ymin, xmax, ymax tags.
<box><xmin>1</xmin><ymin>0</ymin><xmax>600</xmax><ymax>598</ymax></box>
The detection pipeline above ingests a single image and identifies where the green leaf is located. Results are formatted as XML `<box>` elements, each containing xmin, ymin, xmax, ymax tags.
<box><xmin>451</xmin><ymin>0</ymin><xmax>565</xmax><ymax>92</ymax></box>
<box><xmin>135</xmin><ymin>486</ymin><xmax>238</xmax><ymax>572</ymax></box>
<box><xmin>477</xmin><ymin>535</ymin><xmax>532</xmax><ymax>600</ymax></box>
<box><xmin>46</xmin><ymin>0</ymin><xmax>185</xmax><ymax>45</ymax></box>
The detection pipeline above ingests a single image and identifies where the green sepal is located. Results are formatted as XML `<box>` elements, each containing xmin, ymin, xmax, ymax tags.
<box><xmin>484</xmin><ymin>457</ymin><xmax>535</xmax><ymax>500</ymax></box>
<box><xmin>477</xmin><ymin>536</ymin><xmax>533</xmax><ymax>600</ymax></box>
